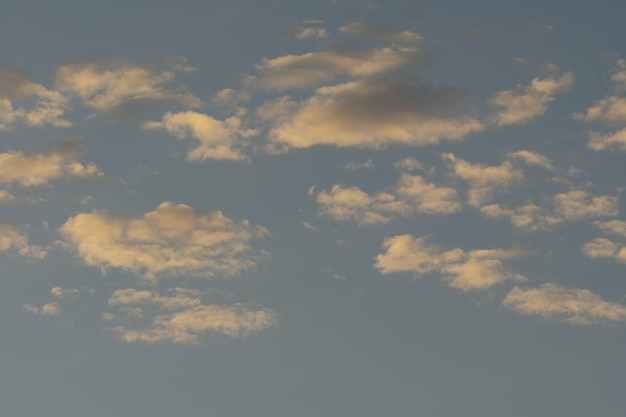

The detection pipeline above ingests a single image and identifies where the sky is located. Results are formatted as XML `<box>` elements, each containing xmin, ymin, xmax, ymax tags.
<box><xmin>1</xmin><ymin>0</ymin><xmax>626</xmax><ymax>416</ymax></box>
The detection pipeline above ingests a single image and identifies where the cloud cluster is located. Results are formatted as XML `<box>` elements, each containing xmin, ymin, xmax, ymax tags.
<box><xmin>482</xmin><ymin>190</ymin><xmax>619</xmax><ymax>231</ymax></box>
<box><xmin>488</xmin><ymin>72</ymin><xmax>573</xmax><ymax>126</ymax></box>
<box><xmin>106</xmin><ymin>288</ymin><xmax>277</xmax><ymax>344</ymax></box>
<box><xmin>0</xmin><ymin>71</ymin><xmax>70</xmax><ymax>129</ymax></box>
<box><xmin>59</xmin><ymin>202</ymin><xmax>269</xmax><ymax>282</ymax></box>
<box><xmin>55</xmin><ymin>59</ymin><xmax>201</xmax><ymax>110</ymax></box>
<box><xmin>0</xmin><ymin>143</ymin><xmax>102</xmax><ymax>188</ymax></box>
<box><xmin>315</xmin><ymin>172</ymin><xmax>460</xmax><ymax>225</ymax></box>
<box><xmin>503</xmin><ymin>284</ymin><xmax>626</xmax><ymax>324</ymax></box>
<box><xmin>143</xmin><ymin>111</ymin><xmax>258</xmax><ymax>161</ymax></box>
<box><xmin>442</xmin><ymin>153</ymin><xmax>524</xmax><ymax>207</ymax></box>
<box><xmin>0</xmin><ymin>222</ymin><xmax>47</xmax><ymax>259</ymax></box>
<box><xmin>374</xmin><ymin>234</ymin><xmax>526</xmax><ymax>291</ymax></box>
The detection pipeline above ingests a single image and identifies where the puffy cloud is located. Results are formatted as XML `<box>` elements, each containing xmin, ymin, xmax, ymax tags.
<box><xmin>266</xmin><ymin>80</ymin><xmax>483</xmax><ymax>150</ymax></box>
<box><xmin>59</xmin><ymin>202</ymin><xmax>269</xmax><ymax>282</ymax></box>
<box><xmin>480</xmin><ymin>203</ymin><xmax>561</xmax><ymax>232</ymax></box>
<box><xmin>143</xmin><ymin>111</ymin><xmax>257</xmax><ymax>161</ymax></box>
<box><xmin>316</xmin><ymin>185</ymin><xmax>405</xmax><ymax>225</ymax></box>
<box><xmin>393</xmin><ymin>157</ymin><xmax>425</xmax><ymax>172</ymax></box>
<box><xmin>0</xmin><ymin>222</ymin><xmax>47</xmax><ymax>259</ymax></box>
<box><xmin>251</xmin><ymin>46</ymin><xmax>418</xmax><ymax>90</ymax></box>
<box><xmin>442</xmin><ymin>153</ymin><xmax>523</xmax><ymax>207</ymax></box>
<box><xmin>552</xmin><ymin>190</ymin><xmax>618</xmax><ymax>221</ymax></box>
<box><xmin>54</xmin><ymin>59</ymin><xmax>201</xmax><ymax>110</ymax></box>
<box><xmin>582</xmin><ymin>238</ymin><xmax>621</xmax><ymax>259</ymax></box>
<box><xmin>0</xmin><ymin>71</ymin><xmax>70</xmax><ymax>129</ymax></box>
<box><xmin>507</xmin><ymin>150</ymin><xmax>554</xmax><ymax>169</ymax></box>
<box><xmin>488</xmin><ymin>72</ymin><xmax>574</xmax><ymax>126</ymax></box>
<box><xmin>316</xmin><ymin>174</ymin><xmax>459</xmax><ymax>225</ymax></box>
<box><xmin>503</xmin><ymin>283</ymin><xmax>626</xmax><ymax>324</ymax></box>
<box><xmin>587</xmin><ymin>128</ymin><xmax>626</xmax><ymax>151</ymax></box>
<box><xmin>106</xmin><ymin>288</ymin><xmax>277</xmax><ymax>344</ymax></box>
<box><xmin>0</xmin><ymin>143</ymin><xmax>102</xmax><ymax>187</ymax></box>
<box><xmin>338</xmin><ymin>22</ymin><xmax>423</xmax><ymax>44</ymax></box>
<box><xmin>482</xmin><ymin>191</ymin><xmax>618</xmax><ymax>231</ymax></box>
<box><xmin>374</xmin><ymin>234</ymin><xmax>525</xmax><ymax>291</ymax></box>
<box><xmin>574</xmin><ymin>96</ymin><xmax>626</xmax><ymax>125</ymax></box>
<box><xmin>593</xmin><ymin>220</ymin><xmax>626</xmax><ymax>238</ymax></box>
<box><xmin>50</xmin><ymin>286</ymin><xmax>81</xmax><ymax>301</ymax></box>
<box><xmin>395</xmin><ymin>173</ymin><xmax>461</xmax><ymax>214</ymax></box>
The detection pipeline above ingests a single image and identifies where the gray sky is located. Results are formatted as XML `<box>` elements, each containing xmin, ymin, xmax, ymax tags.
<box><xmin>1</xmin><ymin>0</ymin><xmax>626</xmax><ymax>416</ymax></box>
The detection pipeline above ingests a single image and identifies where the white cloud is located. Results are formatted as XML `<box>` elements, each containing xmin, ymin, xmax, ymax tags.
<box><xmin>395</xmin><ymin>173</ymin><xmax>461</xmax><ymax>214</ymax></box>
<box><xmin>574</xmin><ymin>96</ymin><xmax>626</xmax><ymax>125</ymax></box>
<box><xmin>393</xmin><ymin>157</ymin><xmax>425</xmax><ymax>172</ymax></box>
<box><xmin>489</xmin><ymin>72</ymin><xmax>574</xmax><ymax>126</ymax></box>
<box><xmin>375</xmin><ymin>234</ymin><xmax>526</xmax><ymax>291</ymax></box>
<box><xmin>266</xmin><ymin>80</ymin><xmax>483</xmax><ymax>150</ymax></box>
<box><xmin>507</xmin><ymin>150</ymin><xmax>554</xmax><ymax>169</ymax></box>
<box><xmin>442</xmin><ymin>153</ymin><xmax>523</xmax><ymax>207</ymax></box>
<box><xmin>0</xmin><ymin>71</ymin><xmax>70</xmax><ymax>129</ymax></box>
<box><xmin>54</xmin><ymin>59</ymin><xmax>201</xmax><ymax>110</ymax></box>
<box><xmin>593</xmin><ymin>220</ymin><xmax>626</xmax><ymax>238</ymax></box>
<box><xmin>0</xmin><ymin>143</ymin><xmax>102</xmax><ymax>187</ymax></box>
<box><xmin>143</xmin><ymin>111</ymin><xmax>257</xmax><ymax>161</ymax></box>
<box><xmin>482</xmin><ymin>190</ymin><xmax>618</xmax><ymax>231</ymax></box>
<box><xmin>552</xmin><ymin>190</ymin><xmax>618</xmax><ymax>221</ymax></box>
<box><xmin>503</xmin><ymin>283</ymin><xmax>626</xmax><ymax>324</ymax></box>
<box><xmin>582</xmin><ymin>238</ymin><xmax>621</xmax><ymax>259</ymax></box>
<box><xmin>59</xmin><ymin>202</ymin><xmax>269</xmax><ymax>282</ymax></box>
<box><xmin>587</xmin><ymin>128</ymin><xmax>626</xmax><ymax>151</ymax></box>
<box><xmin>343</xmin><ymin>159</ymin><xmax>374</xmax><ymax>170</ymax></box>
<box><xmin>23</xmin><ymin>302</ymin><xmax>60</xmax><ymax>316</ymax></box>
<box><xmin>51</xmin><ymin>286</ymin><xmax>81</xmax><ymax>301</ymax></box>
<box><xmin>0</xmin><ymin>222</ymin><xmax>47</xmax><ymax>259</ymax></box>
<box><xmin>106</xmin><ymin>288</ymin><xmax>277</xmax><ymax>344</ymax></box>
<box><xmin>480</xmin><ymin>203</ymin><xmax>561</xmax><ymax>231</ymax></box>
<box><xmin>251</xmin><ymin>46</ymin><xmax>418</xmax><ymax>90</ymax></box>
<box><xmin>316</xmin><ymin>185</ymin><xmax>405</xmax><ymax>225</ymax></box>
<box><xmin>293</xmin><ymin>21</ymin><xmax>329</xmax><ymax>40</ymax></box>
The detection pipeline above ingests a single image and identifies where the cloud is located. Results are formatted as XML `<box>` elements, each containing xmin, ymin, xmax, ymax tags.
<box><xmin>54</xmin><ymin>59</ymin><xmax>201</xmax><ymax>111</ymax></box>
<box><xmin>0</xmin><ymin>143</ymin><xmax>102</xmax><ymax>187</ymax></box>
<box><xmin>393</xmin><ymin>156</ymin><xmax>425</xmax><ymax>172</ymax></box>
<box><xmin>593</xmin><ymin>220</ymin><xmax>626</xmax><ymax>238</ymax></box>
<box><xmin>51</xmin><ymin>286</ymin><xmax>81</xmax><ymax>302</ymax></box>
<box><xmin>23</xmin><ymin>302</ymin><xmax>60</xmax><ymax>316</ymax></box>
<box><xmin>106</xmin><ymin>288</ymin><xmax>277</xmax><ymax>344</ymax></box>
<box><xmin>0</xmin><ymin>222</ymin><xmax>47</xmax><ymax>259</ymax></box>
<box><xmin>582</xmin><ymin>237</ymin><xmax>621</xmax><ymax>260</ymax></box>
<box><xmin>338</xmin><ymin>22</ymin><xmax>422</xmax><ymax>44</ymax></box>
<box><xmin>374</xmin><ymin>234</ymin><xmax>526</xmax><ymax>291</ymax></box>
<box><xmin>587</xmin><ymin>128</ymin><xmax>626</xmax><ymax>151</ymax></box>
<box><xmin>316</xmin><ymin>174</ymin><xmax>459</xmax><ymax>225</ymax></box>
<box><xmin>574</xmin><ymin>96</ymin><xmax>626</xmax><ymax>125</ymax></box>
<box><xmin>343</xmin><ymin>159</ymin><xmax>374</xmax><ymax>170</ymax></box>
<box><xmin>480</xmin><ymin>203</ymin><xmax>561</xmax><ymax>231</ymax></box>
<box><xmin>143</xmin><ymin>111</ymin><xmax>258</xmax><ymax>161</ymax></box>
<box><xmin>442</xmin><ymin>153</ymin><xmax>523</xmax><ymax>207</ymax></box>
<box><xmin>316</xmin><ymin>185</ymin><xmax>405</xmax><ymax>225</ymax></box>
<box><xmin>552</xmin><ymin>190</ymin><xmax>618</xmax><ymax>221</ymax></box>
<box><xmin>292</xmin><ymin>21</ymin><xmax>329</xmax><ymax>40</ymax></box>
<box><xmin>488</xmin><ymin>72</ymin><xmax>574</xmax><ymax>126</ymax></box>
<box><xmin>251</xmin><ymin>46</ymin><xmax>419</xmax><ymax>90</ymax></box>
<box><xmin>395</xmin><ymin>173</ymin><xmax>461</xmax><ymax>214</ymax></box>
<box><xmin>503</xmin><ymin>283</ymin><xmax>626</xmax><ymax>324</ymax></box>
<box><xmin>0</xmin><ymin>71</ymin><xmax>70</xmax><ymax>129</ymax></box>
<box><xmin>266</xmin><ymin>80</ymin><xmax>483</xmax><ymax>150</ymax></box>
<box><xmin>482</xmin><ymin>191</ymin><xmax>618</xmax><ymax>231</ymax></box>
<box><xmin>59</xmin><ymin>202</ymin><xmax>269</xmax><ymax>282</ymax></box>
<box><xmin>507</xmin><ymin>150</ymin><xmax>554</xmax><ymax>169</ymax></box>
